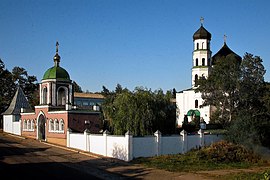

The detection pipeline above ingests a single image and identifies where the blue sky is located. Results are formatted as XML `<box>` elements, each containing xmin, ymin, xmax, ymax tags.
<box><xmin>0</xmin><ymin>0</ymin><xmax>269</xmax><ymax>92</ymax></box>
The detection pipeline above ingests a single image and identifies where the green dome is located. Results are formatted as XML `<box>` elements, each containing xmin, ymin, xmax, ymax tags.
<box><xmin>43</xmin><ymin>66</ymin><xmax>70</xmax><ymax>81</ymax></box>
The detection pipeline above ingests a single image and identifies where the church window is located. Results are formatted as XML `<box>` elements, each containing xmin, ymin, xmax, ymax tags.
<box><xmin>23</xmin><ymin>120</ymin><xmax>27</xmax><ymax>130</ymax></box>
<box><xmin>59</xmin><ymin>119</ymin><xmax>64</xmax><ymax>132</ymax></box>
<box><xmin>54</xmin><ymin>119</ymin><xmax>59</xmax><ymax>131</ymax></box>
<box><xmin>202</xmin><ymin>58</ymin><xmax>205</xmax><ymax>66</ymax></box>
<box><xmin>43</xmin><ymin>87</ymin><xmax>47</xmax><ymax>104</ymax></box>
<box><xmin>202</xmin><ymin>42</ymin><xmax>204</xmax><ymax>49</ymax></box>
<box><xmin>31</xmin><ymin>120</ymin><xmax>35</xmax><ymax>130</ymax></box>
<box><xmin>195</xmin><ymin>74</ymin><xmax>198</xmax><ymax>87</ymax></box>
<box><xmin>195</xmin><ymin>58</ymin><xmax>198</xmax><ymax>66</ymax></box>
<box><xmin>49</xmin><ymin>119</ymin><xmax>54</xmax><ymax>132</ymax></box>
<box><xmin>195</xmin><ymin>100</ymin><xmax>199</xmax><ymax>108</ymax></box>
<box><xmin>57</xmin><ymin>87</ymin><xmax>66</xmax><ymax>106</ymax></box>
<box><xmin>27</xmin><ymin>120</ymin><xmax>31</xmax><ymax>130</ymax></box>
<box><xmin>196</xmin><ymin>43</ymin><xmax>199</xmax><ymax>50</ymax></box>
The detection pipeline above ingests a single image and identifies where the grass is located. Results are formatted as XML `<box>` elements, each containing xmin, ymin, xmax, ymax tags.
<box><xmin>132</xmin><ymin>141</ymin><xmax>269</xmax><ymax>173</ymax></box>
<box><xmin>218</xmin><ymin>170</ymin><xmax>270</xmax><ymax>180</ymax></box>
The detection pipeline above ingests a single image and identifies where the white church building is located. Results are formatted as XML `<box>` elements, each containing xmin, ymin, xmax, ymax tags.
<box><xmin>176</xmin><ymin>22</ymin><xmax>241</xmax><ymax>126</ymax></box>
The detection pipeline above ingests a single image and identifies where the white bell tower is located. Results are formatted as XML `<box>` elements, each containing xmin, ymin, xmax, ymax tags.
<box><xmin>192</xmin><ymin>18</ymin><xmax>212</xmax><ymax>88</ymax></box>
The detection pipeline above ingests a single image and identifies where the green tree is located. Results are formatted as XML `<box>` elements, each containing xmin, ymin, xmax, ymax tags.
<box><xmin>11</xmin><ymin>66</ymin><xmax>39</xmax><ymax>108</ymax></box>
<box><xmin>73</xmin><ymin>81</ymin><xmax>83</xmax><ymax>92</ymax></box>
<box><xmin>101</xmin><ymin>85</ymin><xmax>176</xmax><ymax>136</ymax></box>
<box><xmin>226</xmin><ymin>53</ymin><xmax>270</xmax><ymax>148</ymax></box>
<box><xmin>196</xmin><ymin>54</ymin><xmax>241</xmax><ymax>126</ymax></box>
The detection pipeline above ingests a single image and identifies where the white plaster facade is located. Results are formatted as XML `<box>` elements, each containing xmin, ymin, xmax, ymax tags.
<box><xmin>176</xmin><ymin>25</ymin><xmax>212</xmax><ymax>126</ymax></box>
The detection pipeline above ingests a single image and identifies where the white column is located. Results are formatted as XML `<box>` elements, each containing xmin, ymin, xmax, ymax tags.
<box><xmin>66</xmin><ymin>128</ymin><xmax>71</xmax><ymax>147</ymax></box>
<box><xmin>125</xmin><ymin>131</ymin><xmax>133</xmax><ymax>161</ymax></box>
<box><xmin>84</xmin><ymin>129</ymin><xmax>90</xmax><ymax>151</ymax></box>
<box><xmin>198</xmin><ymin>129</ymin><xmax>205</xmax><ymax>147</ymax></box>
<box><xmin>154</xmin><ymin>130</ymin><xmax>162</xmax><ymax>156</ymax></box>
<box><xmin>103</xmin><ymin>130</ymin><xmax>110</xmax><ymax>156</ymax></box>
<box><xmin>180</xmin><ymin>130</ymin><xmax>187</xmax><ymax>153</ymax></box>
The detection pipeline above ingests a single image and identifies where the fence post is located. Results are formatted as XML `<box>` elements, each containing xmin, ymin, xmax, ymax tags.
<box><xmin>125</xmin><ymin>131</ymin><xmax>133</xmax><ymax>161</ymax></box>
<box><xmin>180</xmin><ymin>130</ymin><xmax>187</xmax><ymax>153</ymax></box>
<box><xmin>66</xmin><ymin>128</ymin><xmax>72</xmax><ymax>147</ymax></box>
<box><xmin>154</xmin><ymin>130</ymin><xmax>162</xmax><ymax>156</ymax></box>
<box><xmin>84</xmin><ymin>129</ymin><xmax>90</xmax><ymax>151</ymax></box>
<box><xmin>103</xmin><ymin>130</ymin><xmax>110</xmax><ymax>156</ymax></box>
<box><xmin>198</xmin><ymin>129</ymin><xmax>205</xmax><ymax>147</ymax></box>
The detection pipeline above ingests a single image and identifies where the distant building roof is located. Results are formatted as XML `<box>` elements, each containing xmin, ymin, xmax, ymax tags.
<box><xmin>2</xmin><ymin>87</ymin><xmax>31</xmax><ymax>115</ymax></box>
<box><xmin>212</xmin><ymin>42</ymin><xmax>242</xmax><ymax>65</ymax></box>
<box><xmin>74</xmin><ymin>92</ymin><xmax>104</xmax><ymax>99</ymax></box>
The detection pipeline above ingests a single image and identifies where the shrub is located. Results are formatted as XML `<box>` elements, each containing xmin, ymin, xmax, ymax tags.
<box><xmin>198</xmin><ymin>140</ymin><xmax>261</xmax><ymax>163</ymax></box>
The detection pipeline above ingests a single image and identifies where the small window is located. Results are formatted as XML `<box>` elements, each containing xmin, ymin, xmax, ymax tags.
<box><xmin>31</xmin><ymin>120</ymin><xmax>35</xmax><ymax>130</ymax></box>
<box><xmin>49</xmin><ymin>119</ymin><xmax>54</xmax><ymax>132</ymax></box>
<box><xmin>195</xmin><ymin>58</ymin><xmax>198</xmax><ymax>66</ymax></box>
<box><xmin>59</xmin><ymin>119</ymin><xmax>64</xmax><ymax>132</ymax></box>
<box><xmin>202</xmin><ymin>58</ymin><xmax>205</xmax><ymax>66</ymax></box>
<box><xmin>23</xmin><ymin>120</ymin><xmax>27</xmax><ymax>130</ymax></box>
<box><xmin>196</xmin><ymin>43</ymin><xmax>199</xmax><ymax>50</ymax></box>
<box><xmin>54</xmin><ymin>119</ymin><xmax>59</xmax><ymax>131</ymax></box>
<box><xmin>195</xmin><ymin>75</ymin><xmax>198</xmax><ymax>87</ymax></box>
<box><xmin>195</xmin><ymin>100</ymin><xmax>199</xmax><ymax>108</ymax></box>
<box><xmin>27</xmin><ymin>120</ymin><xmax>31</xmax><ymax>130</ymax></box>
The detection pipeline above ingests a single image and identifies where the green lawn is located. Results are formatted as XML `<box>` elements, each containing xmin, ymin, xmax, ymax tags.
<box><xmin>131</xmin><ymin>141</ymin><xmax>270</xmax><ymax>176</ymax></box>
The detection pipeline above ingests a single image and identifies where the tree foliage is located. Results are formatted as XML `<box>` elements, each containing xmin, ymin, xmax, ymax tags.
<box><xmin>195</xmin><ymin>52</ymin><xmax>270</xmax><ymax>148</ymax></box>
<box><xmin>101</xmin><ymin>84</ymin><xmax>176</xmax><ymax>136</ymax></box>
<box><xmin>73</xmin><ymin>81</ymin><xmax>83</xmax><ymax>92</ymax></box>
<box><xmin>0</xmin><ymin>59</ymin><xmax>39</xmax><ymax>115</ymax></box>
<box><xmin>196</xmin><ymin>54</ymin><xmax>241</xmax><ymax>126</ymax></box>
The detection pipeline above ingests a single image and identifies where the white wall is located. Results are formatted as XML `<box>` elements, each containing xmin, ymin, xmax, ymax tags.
<box><xmin>187</xmin><ymin>135</ymin><xmax>200</xmax><ymax>151</ymax></box>
<box><xmin>70</xmin><ymin>133</ymin><xmax>85</xmax><ymax>150</ymax></box>
<box><xmin>89</xmin><ymin>134</ymin><xmax>104</xmax><ymax>155</ymax></box>
<box><xmin>107</xmin><ymin>136</ymin><xmax>127</xmax><ymax>160</ymax></box>
<box><xmin>3</xmin><ymin>115</ymin><xmax>13</xmax><ymax>133</ymax></box>
<box><xmin>13</xmin><ymin>121</ymin><xmax>21</xmax><ymax>135</ymax></box>
<box><xmin>133</xmin><ymin>136</ymin><xmax>156</xmax><ymax>158</ymax></box>
<box><xmin>161</xmin><ymin>135</ymin><xmax>183</xmax><ymax>155</ymax></box>
<box><xmin>67</xmin><ymin>130</ymin><xmax>223</xmax><ymax>162</ymax></box>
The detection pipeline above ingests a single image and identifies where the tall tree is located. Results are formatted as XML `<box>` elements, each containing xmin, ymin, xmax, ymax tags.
<box><xmin>101</xmin><ymin>85</ymin><xmax>176</xmax><ymax>136</ymax></box>
<box><xmin>196</xmin><ymin>54</ymin><xmax>241</xmax><ymax>126</ymax></box>
<box><xmin>73</xmin><ymin>81</ymin><xmax>83</xmax><ymax>93</ymax></box>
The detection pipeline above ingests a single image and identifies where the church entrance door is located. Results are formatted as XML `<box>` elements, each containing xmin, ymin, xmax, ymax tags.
<box><xmin>38</xmin><ymin>114</ymin><xmax>46</xmax><ymax>141</ymax></box>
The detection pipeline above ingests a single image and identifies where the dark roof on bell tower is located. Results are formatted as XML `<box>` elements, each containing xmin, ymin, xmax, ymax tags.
<box><xmin>212</xmin><ymin>42</ymin><xmax>242</xmax><ymax>65</ymax></box>
<box><xmin>193</xmin><ymin>25</ymin><xmax>212</xmax><ymax>41</ymax></box>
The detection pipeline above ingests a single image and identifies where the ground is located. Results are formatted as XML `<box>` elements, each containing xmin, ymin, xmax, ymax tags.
<box><xmin>1</xmin><ymin>129</ymin><xmax>269</xmax><ymax>180</ymax></box>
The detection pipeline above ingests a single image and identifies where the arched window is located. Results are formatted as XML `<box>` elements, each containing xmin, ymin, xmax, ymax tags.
<box><xmin>202</xmin><ymin>58</ymin><xmax>205</xmax><ymax>66</ymax></box>
<box><xmin>195</xmin><ymin>58</ymin><xmax>198</xmax><ymax>66</ymax></box>
<box><xmin>31</xmin><ymin>120</ymin><xmax>35</xmax><ymax>130</ymax></box>
<box><xmin>202</xmin><ymin>42</ymin><xmax>204</xmax><ymax>49</ymax></box>
<box><xmin>195</xmin><ymin>100</ymin><xmax>199</xmax><ymax>108</ymax></box>
<box><xmin>27</xmin><ymin>120</ymin><xmax>31</xmax><ymax>130</ymax></box>
<box><xmin>54</xmin><ymin>119</ymin><xmax>59</xmax><ymax>131</ymax></box>
<box><xmin>196</xmin><ymin>43</ymin><xmax>199</xmax><ymax>50</ymax></box>
<box><xmin>49</xmin><ymin>119</ymin><xmax>54</xmax><ymax>132</ymax></box>
<box><xmin>195</xmin><ymin>74</ymin><xmax>198</xmax><ymax>87</ymax></box>
<box><xmin>43</xmin><ymin>87</ymin><xmax>47</xmax><ymax>104</ymax></box>
<box><xmin>59</xmin><ymin>119</ymin><xmax>64</xmax><ymax>132</ymax></box>
<box><xmin>23</xmin><ymin>120</ymin><xmax>27</xmax><ymax>130</ymax></box>
<box><xmin>57</xmin><ymin>87</ymin><xmax>66</xmax><ymax>106</ymax></box>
